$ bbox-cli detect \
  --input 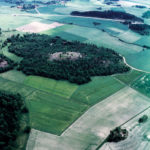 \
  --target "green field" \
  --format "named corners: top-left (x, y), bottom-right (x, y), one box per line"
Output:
top-left (0, 73), bottom-right (126, 135)
top-left (0, 1), bottom-right (150, 150)
top-left (71, 76), bottom-right (125, 105)
top-left (1, 47), bottom-right (22, 62)
top-left (0, 70), bottom-right (27, 83)
top-left (126, 51), bottom-right (150, 72)
top-left (0, 77), bottom-right (35, 97)
top-left (115, 70), bottom-right (144, 85)
top-left (0, 76), bottom-right (86, 134)
top-left (132, 74), bottom-right (150, 98)
top-left (26, 90), bottom-right (87, 135)
top-left (24, 76), bottom-right (78, 99)
top-left (27, 87), bottom-right (150, 150)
